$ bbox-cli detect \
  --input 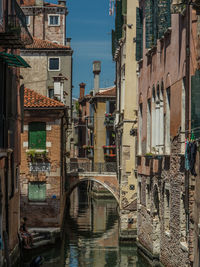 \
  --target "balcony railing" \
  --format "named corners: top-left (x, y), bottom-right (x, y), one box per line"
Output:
top-left (29, 163), bottom-right (51, 173)
top-left (103, 145), bottom-right (116, 158)
top-left (66, 162), bottom-right (117, 174)
top-left (104, 113), bottom-right (114, 127)
top-left (0, 0), bottom-right (33, 48)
